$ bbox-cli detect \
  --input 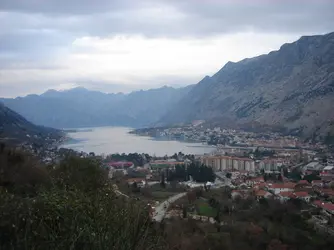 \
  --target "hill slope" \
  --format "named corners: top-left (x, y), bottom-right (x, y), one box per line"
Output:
top-left (161, 32), bottom-right (334, 138)
top-left (1, 85), bottom-right (193, 129)
top-left (0, 103), bottom-right (62, 144)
